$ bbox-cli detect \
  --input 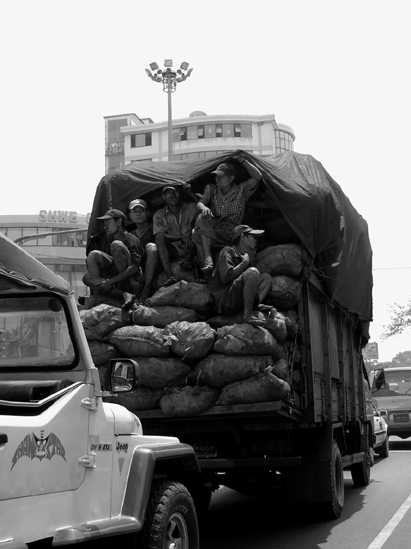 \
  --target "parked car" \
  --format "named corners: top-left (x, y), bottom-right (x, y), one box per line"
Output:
top-left (373, 402), bottom-right (389, 458)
